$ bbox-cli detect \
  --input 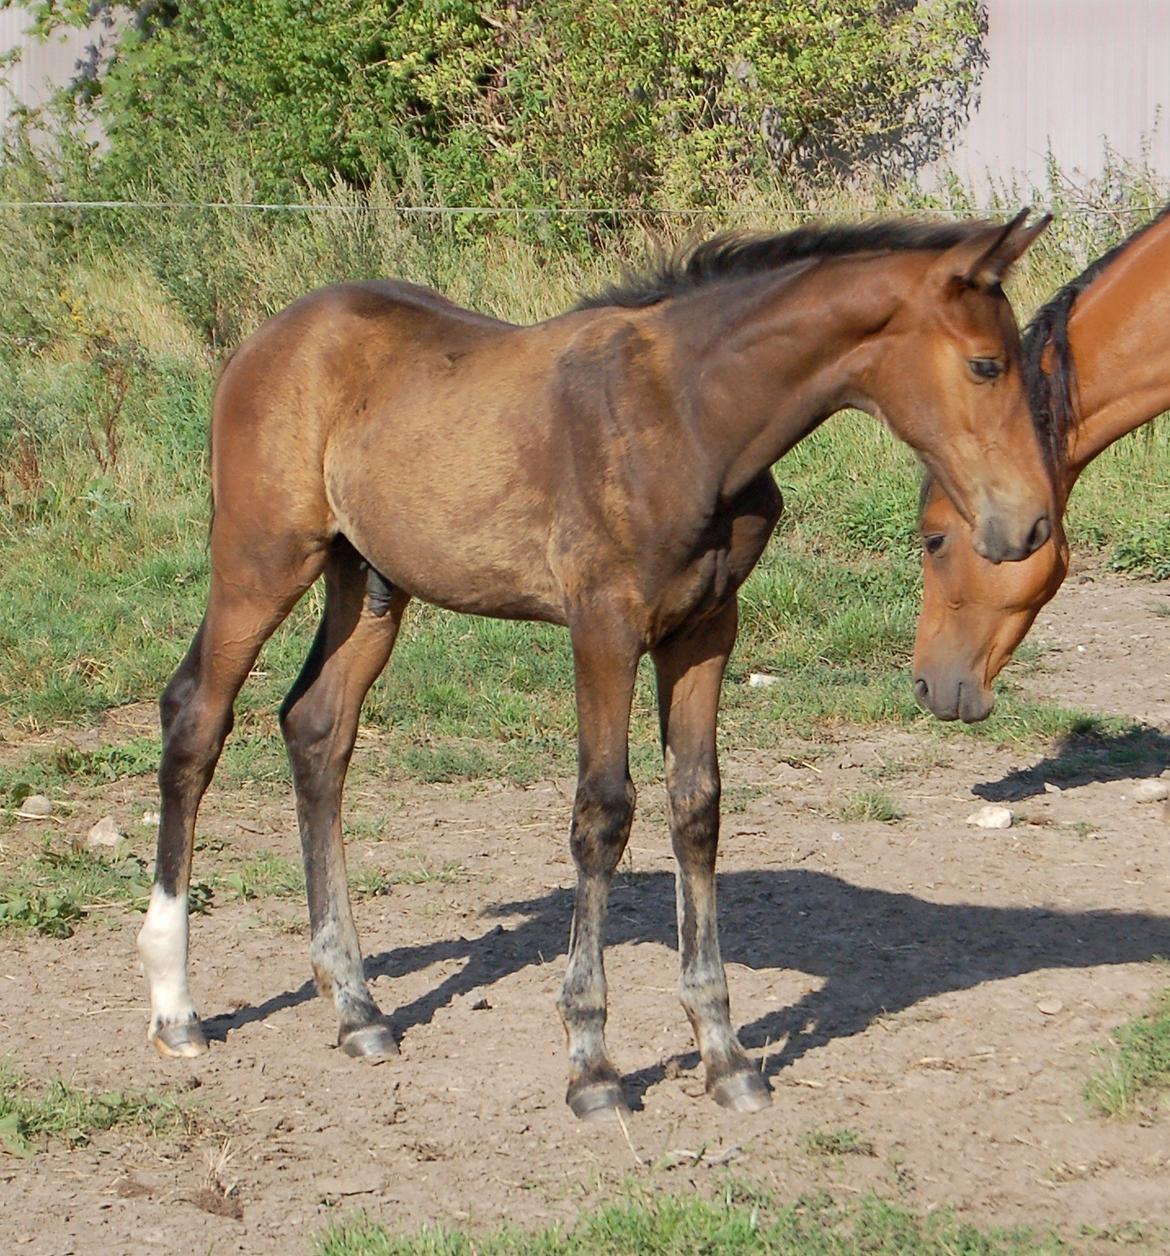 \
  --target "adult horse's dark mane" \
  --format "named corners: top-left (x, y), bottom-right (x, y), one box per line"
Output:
top-left (1022, 201), bottom-right (1170, 468)
top-left (576, 219), bottom-right (1000, 311)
